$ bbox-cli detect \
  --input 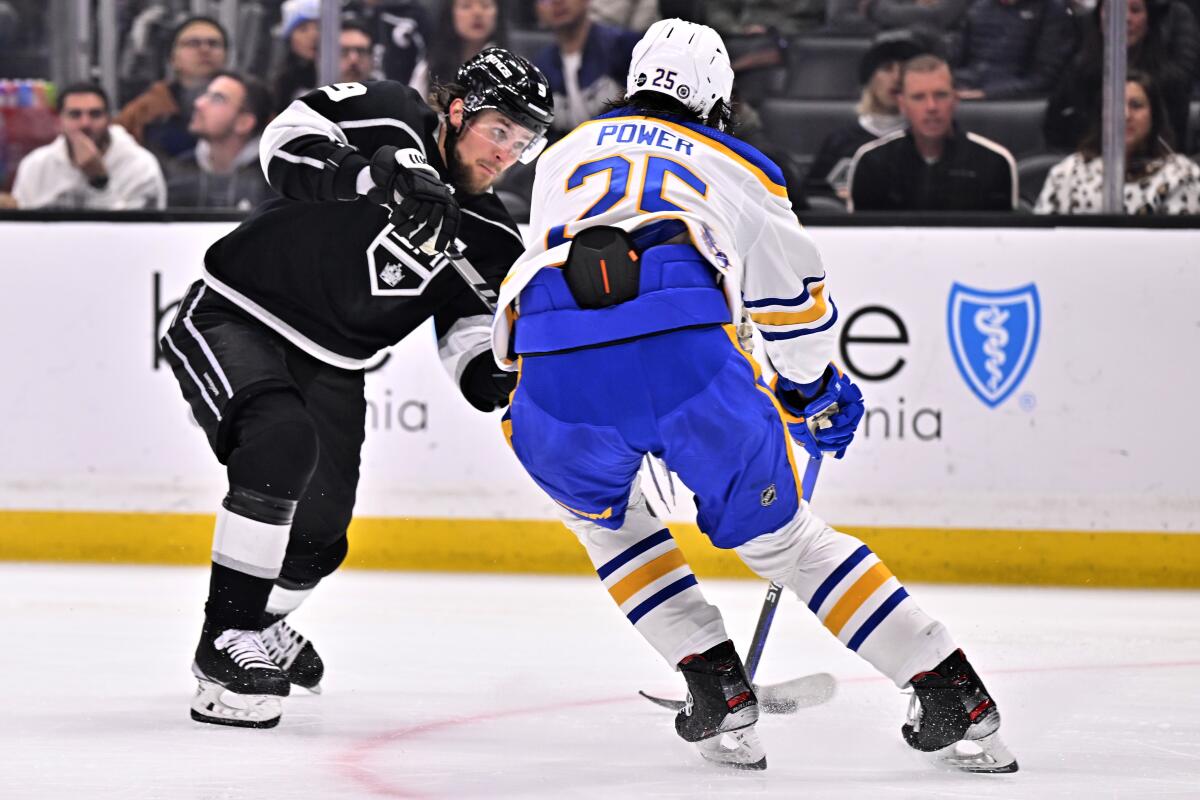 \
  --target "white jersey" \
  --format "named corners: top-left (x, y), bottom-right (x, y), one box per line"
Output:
top-left (491, 113), bottom-right (837, 385)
